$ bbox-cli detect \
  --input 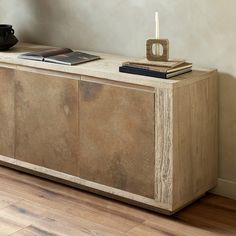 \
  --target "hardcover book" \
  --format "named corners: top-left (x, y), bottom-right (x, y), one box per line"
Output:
top-left (122, 62), bottom-right (192, 73)
top-left (124, 59), bottom-right (187, 68)
top-left (119, 60), bottom-right (192, 79)
top-left (119, 65), bottom-right (192, 79)
top-left (18, 48), bottom-right (101, 65)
